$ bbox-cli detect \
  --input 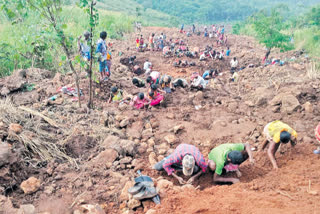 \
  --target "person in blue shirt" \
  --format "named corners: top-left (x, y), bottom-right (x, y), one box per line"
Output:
top-left (226, 47), bottom-right (231, 56)
top-left (202, 69), bottom-right (215, 80)
top-left (221, 26), bottom-right (225, 35)
top-left (96, 31), bottom-right (108, 81)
